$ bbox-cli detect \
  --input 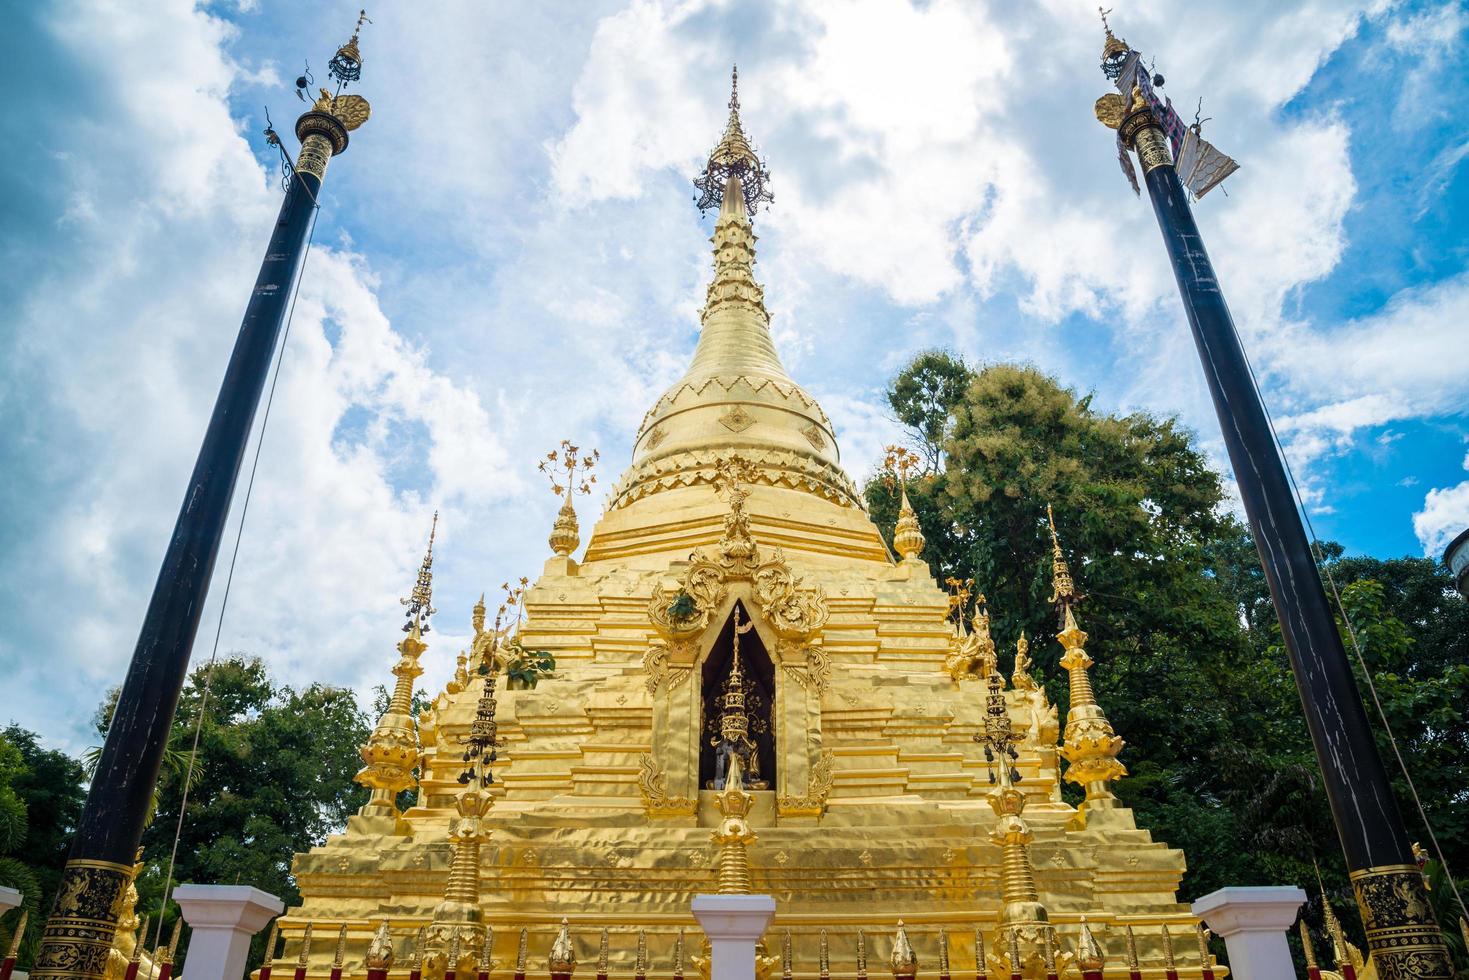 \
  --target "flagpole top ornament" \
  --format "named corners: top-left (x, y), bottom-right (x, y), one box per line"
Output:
top-left (694, 65), bottom-right (774, 216)
top-left (1098, 7), bottom-right (1129, 78)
